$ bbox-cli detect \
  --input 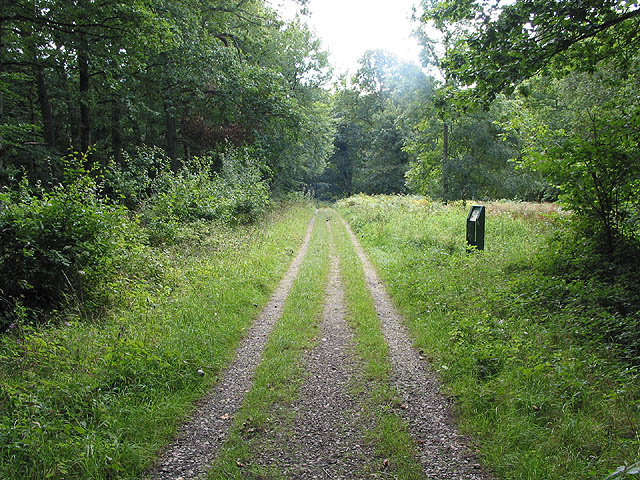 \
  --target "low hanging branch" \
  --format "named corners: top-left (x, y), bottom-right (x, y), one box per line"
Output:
top-left (214, 33), bottom-right (241, 51)
top-left (431, 0), bottom-right (640, 100)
